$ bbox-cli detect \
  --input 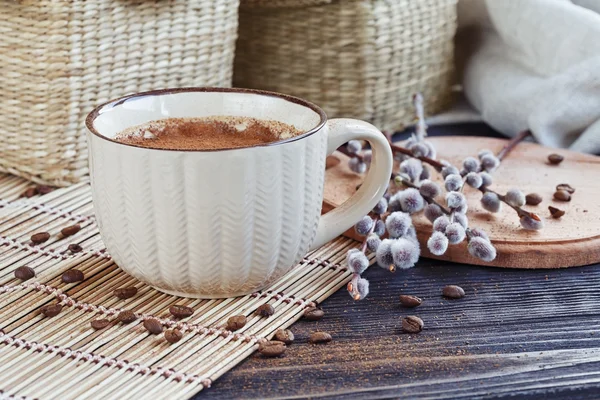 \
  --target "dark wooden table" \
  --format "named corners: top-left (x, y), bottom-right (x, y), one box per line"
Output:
top-left (200, 124), bottom-right (600, 399)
